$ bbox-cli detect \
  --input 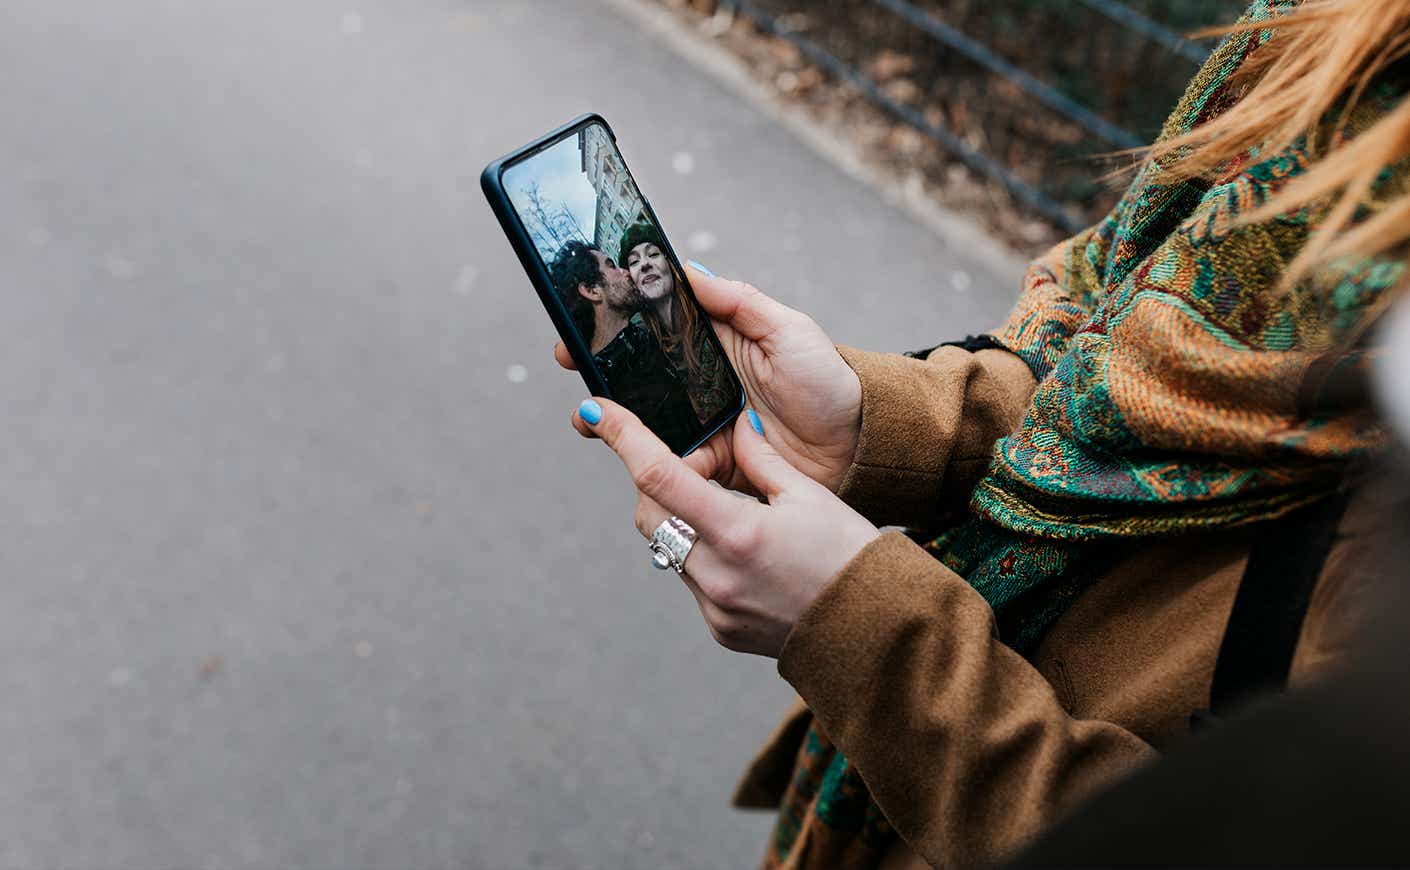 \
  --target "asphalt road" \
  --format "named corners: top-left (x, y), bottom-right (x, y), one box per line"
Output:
top-left (0, 1), bottom-right (1020, 867)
